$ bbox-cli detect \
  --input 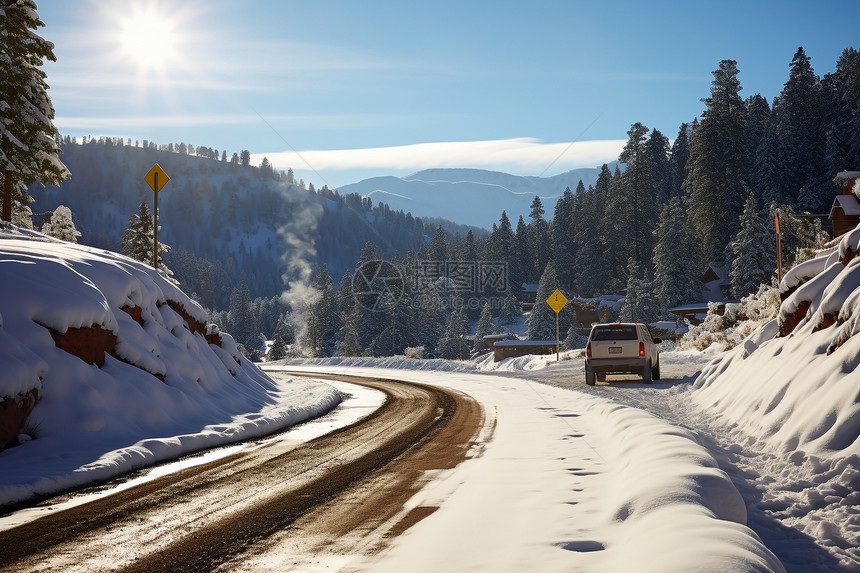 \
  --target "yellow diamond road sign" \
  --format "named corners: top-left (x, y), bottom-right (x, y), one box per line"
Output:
top-left (144, 163), bottom-right (170, 193)
top-left (547, 289), bottom-right (568, 314)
